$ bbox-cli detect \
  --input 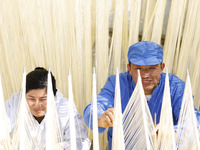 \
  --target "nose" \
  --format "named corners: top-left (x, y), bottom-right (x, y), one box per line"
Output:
top-left (140, 69), bottom-right (150, 78)
top-left (35, 100), bottom-right (41, 107)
